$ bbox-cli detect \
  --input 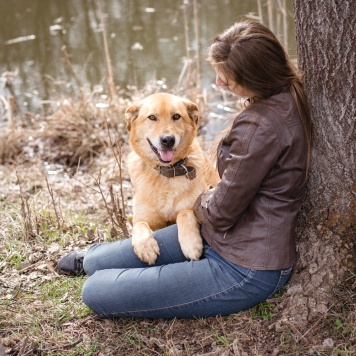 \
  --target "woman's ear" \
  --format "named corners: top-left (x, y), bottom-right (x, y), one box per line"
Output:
top-left (125, 102), bottom-right (141, 131)
top-left (183, 100), bottom-right (199, 125)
